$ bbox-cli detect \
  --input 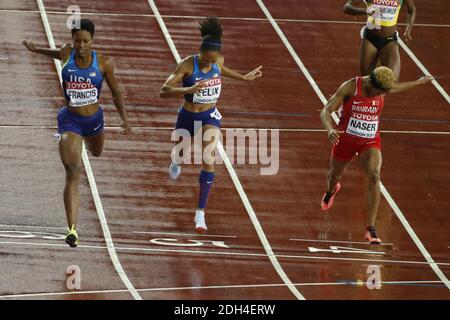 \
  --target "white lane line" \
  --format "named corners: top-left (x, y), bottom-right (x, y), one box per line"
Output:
top-left (2, 239), bottom-right (450, 267)
top-left (2, 8), bottom-right (449, 28)
top-left (0, 57), bottom-right (8, 61)
top-left (0, 223), bottom-right (66, 230)
top-left (0, 279), bottom-right (444, 299)
top-left (397, 38), bottom-right (450, 104)
top-left (257, 0), bottom-right (450, 291)
top-left (0, 125), bottom-right (449, 135)
top-left (147, 0), bottom-right (305, 300)
top-left (133, 231), bottom-right (237, 238)
top-left (290, 238), bottom-right (394, 246)
top-left (36, 0), bottom-right (141, 300)
top-left (380, 186), bottom-right (450, 287)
